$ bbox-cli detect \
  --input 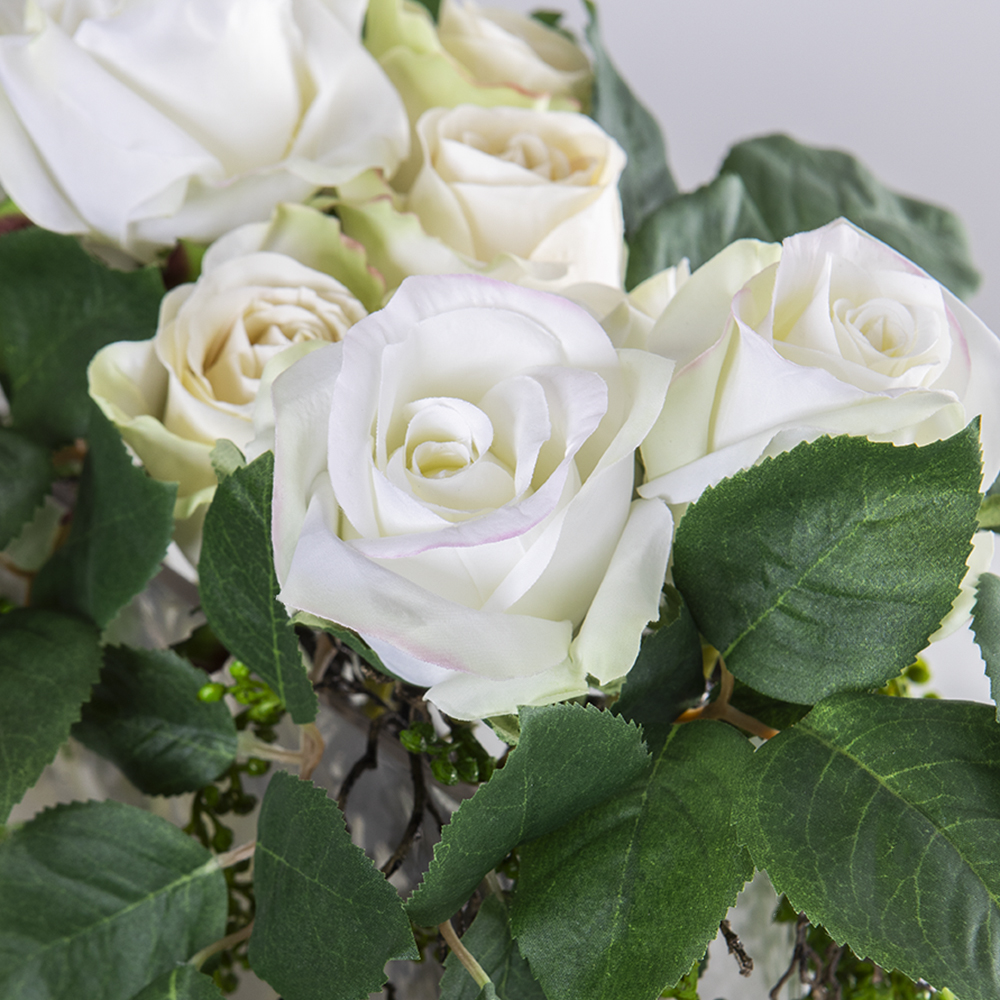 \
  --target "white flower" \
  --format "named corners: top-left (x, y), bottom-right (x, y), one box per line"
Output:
top-left (405, 105), bottom-right (626, 287)
top-left (0, 0), bottom-right (408, 260)
top-left (261, 275), bottom-right (674, 720)
top-left (89, 251), bottom-right (366, 561)
top-left (639, 220), bottom-right (1000, 504)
